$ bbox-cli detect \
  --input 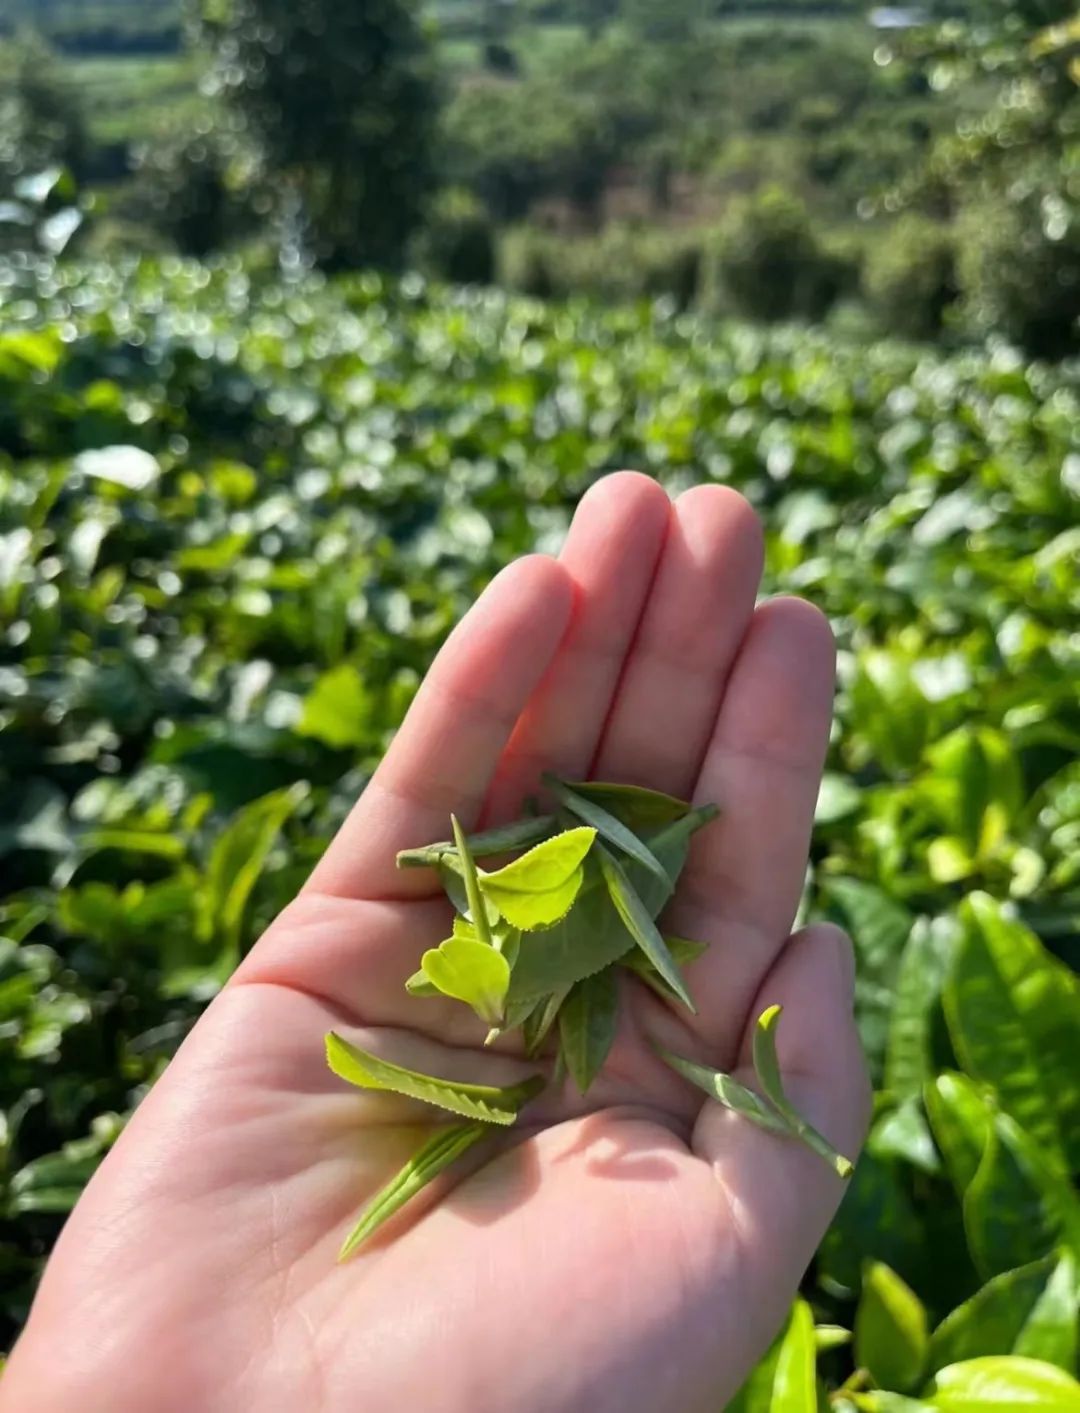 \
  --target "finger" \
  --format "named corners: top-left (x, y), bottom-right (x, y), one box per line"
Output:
top-left (692, 924), bottom-right (870, 1357)
top-left (484, 472), bottom-right (671, 822)
top-left (669, 597), bottom-right (836, 1053)
top-left (591, 486), bottom-right (763, 800)
top-left (305, 554), bottom-right (574, 900)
